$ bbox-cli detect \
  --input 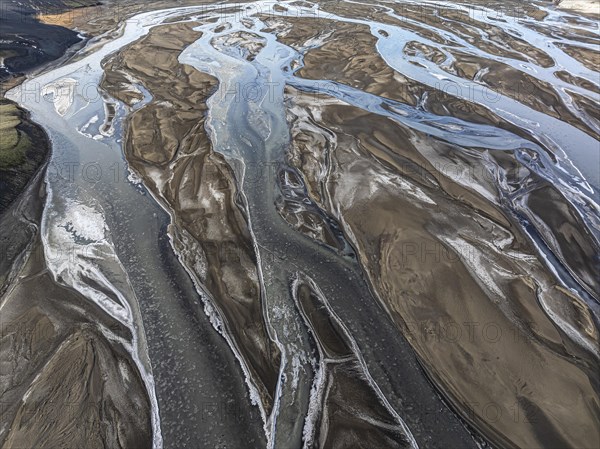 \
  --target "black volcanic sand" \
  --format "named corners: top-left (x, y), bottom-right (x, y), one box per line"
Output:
top-left (293, 279), bottom-right (416, 449)
top-left (0, 1), bottom-right (100, 84)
